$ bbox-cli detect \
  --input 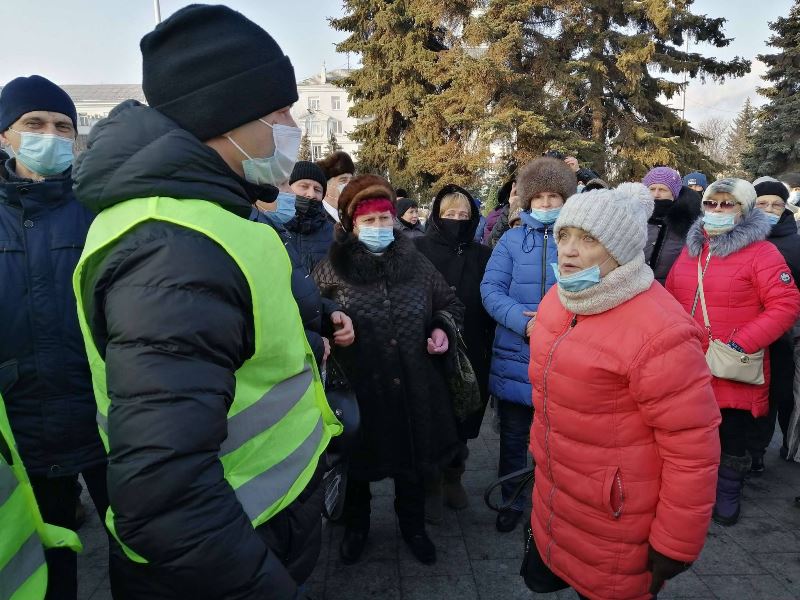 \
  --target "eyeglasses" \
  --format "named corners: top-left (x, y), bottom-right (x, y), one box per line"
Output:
top-left (756, 201), bottom-right (786, 211)
top-left (702, 199), bottom-right (738, 209)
